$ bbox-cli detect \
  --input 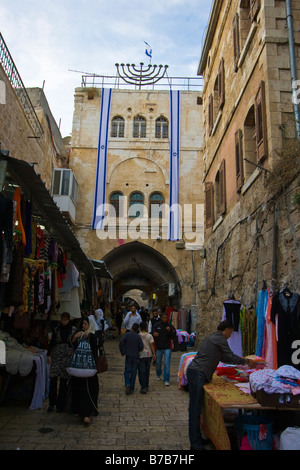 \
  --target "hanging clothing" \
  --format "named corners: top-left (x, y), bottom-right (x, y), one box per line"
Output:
top-left (13, 187), bottom-right (26, 246)
top-left (222, 299), bottom-right (243, 356)
top-left (0, 194), bottom-right (14, 272)
top-left (263, 295), bottom-right (277, 369)
top-left (241, 307), bottom-right (257, 357)
top-left (255, 289), bottom-right (269, 357)
top-left (223, 300), bottom-right (241, 332)
top-left (271, 291), bottom-right (300, 369)
top-left (24, 201), bottom-right (32, 257)
top-left (178, 307), bottom-right (189, 330)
